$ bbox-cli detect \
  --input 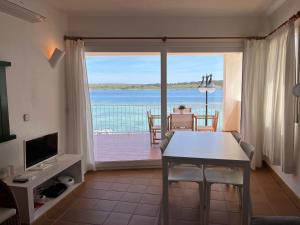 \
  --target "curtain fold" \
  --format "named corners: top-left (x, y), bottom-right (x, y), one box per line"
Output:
top-left (282, 22), bottom-right (297, 173)
top-left (65, 40), bottom-right (95, 172)
top-left (242, 21), bottom-right (298, 173)
top-left (241, 40), bottom-right (267, 168)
